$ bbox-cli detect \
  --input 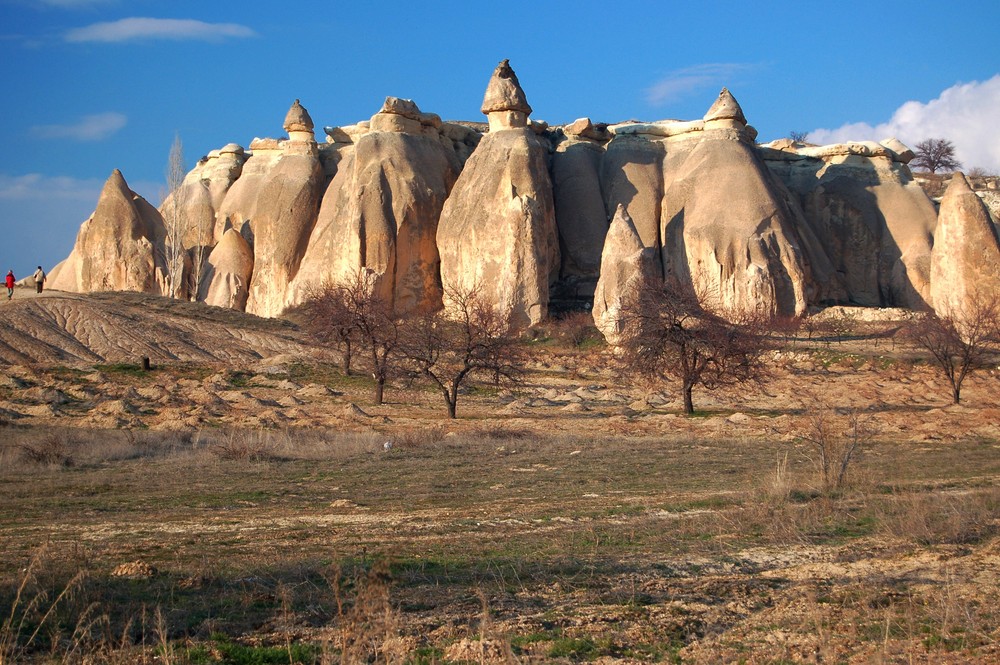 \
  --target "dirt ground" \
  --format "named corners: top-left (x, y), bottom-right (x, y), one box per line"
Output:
top-left (1, 291), bottom-right (999, 663)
